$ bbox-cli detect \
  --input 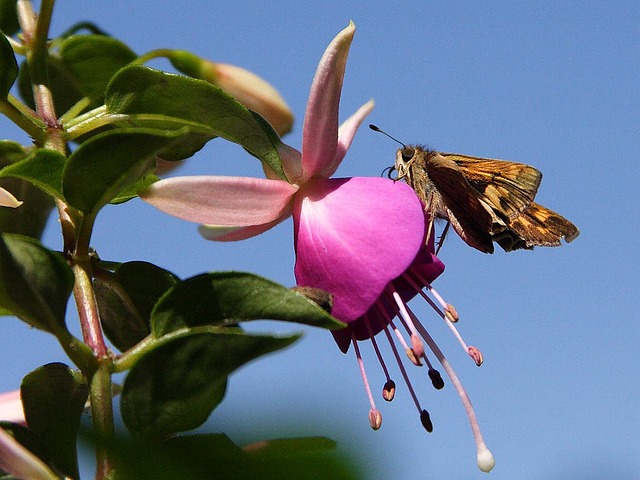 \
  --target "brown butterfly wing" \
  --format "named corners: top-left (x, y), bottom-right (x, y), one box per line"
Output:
top-left (424, 152), bottom-right (495, 253)
top-left (498, 202), bottom-right (580, 251)
top-left (442, 154), bottom-right (542, 221)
